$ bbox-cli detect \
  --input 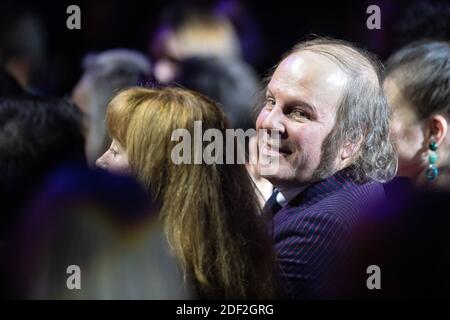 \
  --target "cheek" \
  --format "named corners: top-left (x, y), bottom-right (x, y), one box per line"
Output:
top-left (390, 104), bottom-right (423, 145)
top-left (391, 125), bottom-right (425, 170)
top-left (117, 156), bottom-right (130, 171)
top-left (289, 125), bottom-right (329, 156)
top-left (397, 128), bottom-right (424, 156)
top-left (390, 119), bottom-right (402, 142)
top-left (391, 117), bottom-right (421, 147)
top-left (111, 152), bottom-right (131, 174)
